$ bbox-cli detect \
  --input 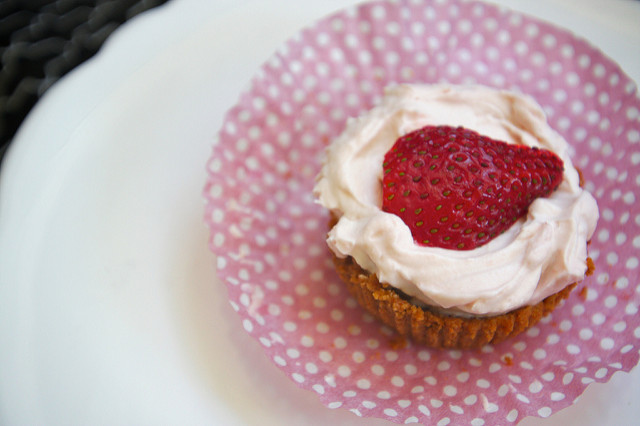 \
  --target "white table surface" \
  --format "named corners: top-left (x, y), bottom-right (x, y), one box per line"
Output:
top-left (1, 0), bottom-right (638, 424)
